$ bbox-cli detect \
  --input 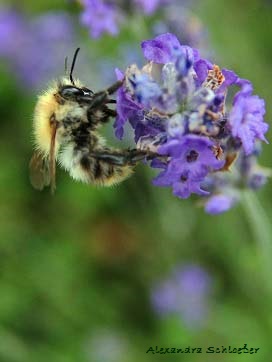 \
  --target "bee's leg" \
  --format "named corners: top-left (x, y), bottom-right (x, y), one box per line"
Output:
top-left (101, 106), bottom-right (117, 118)
top-left (89, 148), bottom-right (148, 166)
top-left (77, 148), bottom-right (147, 185)
top-left (106, 99), bottom-right (116, 104)
top-left (87, 105), bottom-right (117, 127)
top-left (89, 80), bottom-right (124, 109)
top-left (105, 80), bottom-right (124, 95)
